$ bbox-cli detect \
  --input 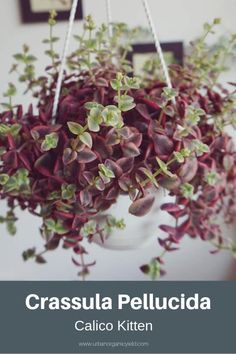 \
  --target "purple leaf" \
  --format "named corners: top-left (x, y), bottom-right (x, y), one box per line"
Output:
top-left (35, 153), bottom-right (55, 177)
top-left (153, 133), bottom-right (174, 157)
top-left (46, 234), bottom-right (61, 250)
top-left (63, 148), bottom-right (77, 165)
top-left (140, 264), bottom-right (150, 274)
top-left (135, 104), bottom-right (151, 121)
top-left (161, 203), bottom-right (182, 213)
top-left (80, 189), bottom-right (92, 206)
top-left (129, 195), bottom-right (155, 217)
top-left (159, 225), bottom-right (176, 236)
top-left (77, 148), bottom-right (97, 163)
top-left (104, 159), bottom-right (123, 177)
top-left (122, 142), bottom-right (140, 157)
top-left (179, 157), bottom-right (198, 182)
top-left (117, 157), bottom-right (134, 173)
